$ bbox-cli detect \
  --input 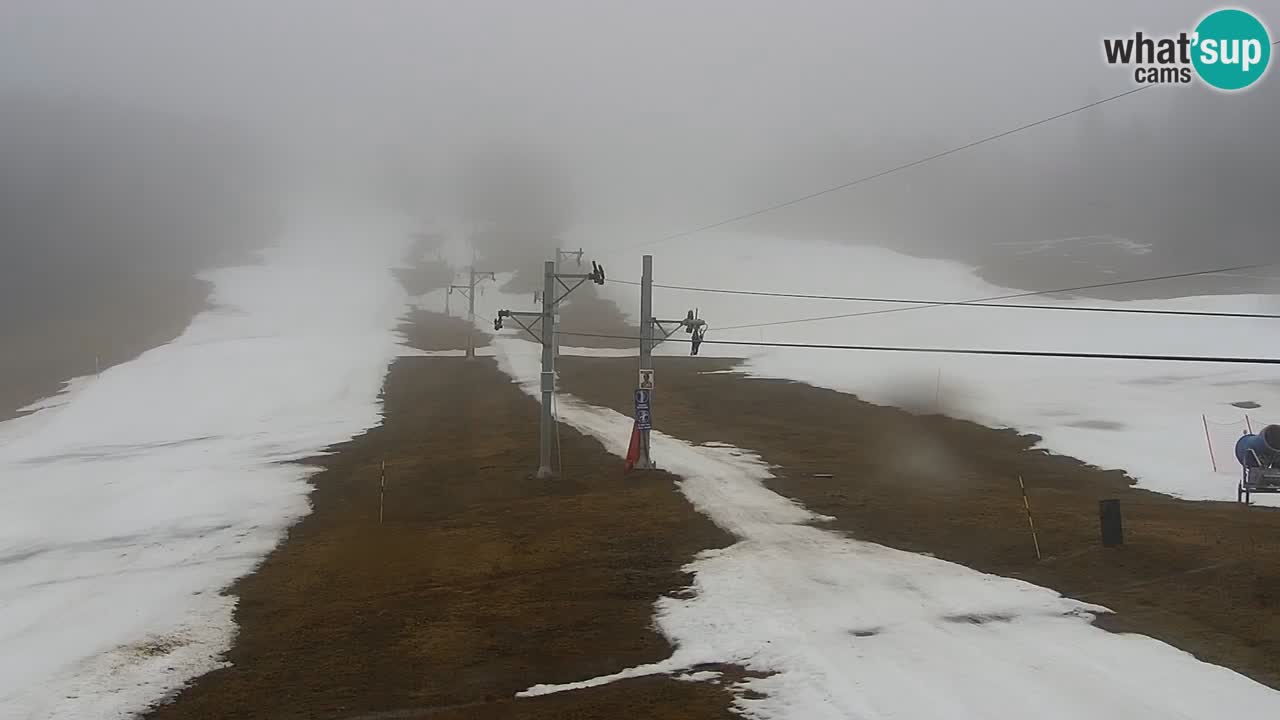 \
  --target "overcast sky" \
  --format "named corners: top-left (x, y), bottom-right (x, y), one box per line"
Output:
top-left (1, 1), bottom-right (1276, 280)
top-left (0, 2), bottom-right (1219, 163)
